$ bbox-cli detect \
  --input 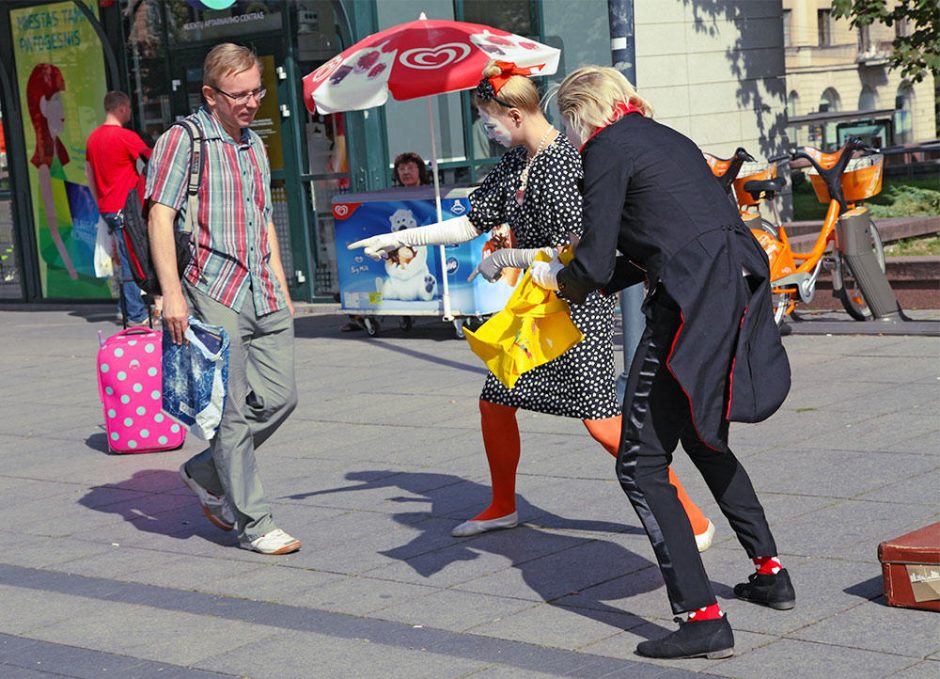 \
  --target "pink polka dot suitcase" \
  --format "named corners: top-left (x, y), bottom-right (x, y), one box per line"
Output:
top-left (96, 327), bottom-right (186, 454)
